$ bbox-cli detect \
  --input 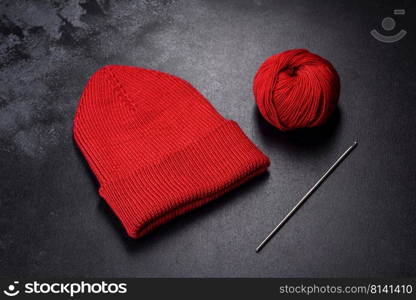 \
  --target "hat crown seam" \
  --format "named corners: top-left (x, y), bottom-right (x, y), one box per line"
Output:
top-left (104, 66), bottom-right (137, 111)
